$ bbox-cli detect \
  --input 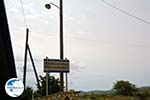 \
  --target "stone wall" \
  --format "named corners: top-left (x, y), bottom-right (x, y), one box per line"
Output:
top-left (33, 91), bottom-right (80, 100)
